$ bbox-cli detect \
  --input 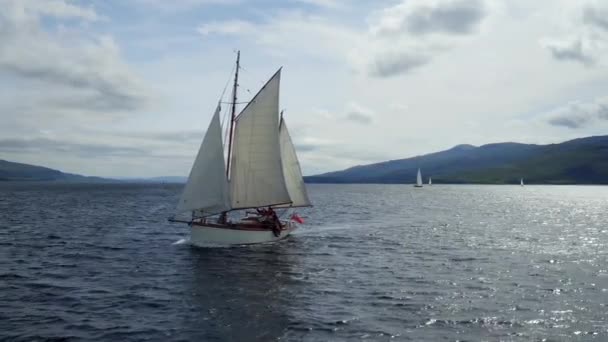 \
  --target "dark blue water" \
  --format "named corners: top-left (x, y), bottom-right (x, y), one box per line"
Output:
top-left (1, 183), bottom-right (607, 341)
